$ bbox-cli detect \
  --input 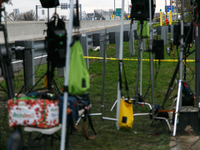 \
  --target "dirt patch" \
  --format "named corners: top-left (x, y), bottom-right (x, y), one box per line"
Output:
top-left (90, 74), bottom-right (95, 79)
top-left (89, 59), bottom-right (99, 63)
top-left (107, 45), bottom-right (115, 49)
